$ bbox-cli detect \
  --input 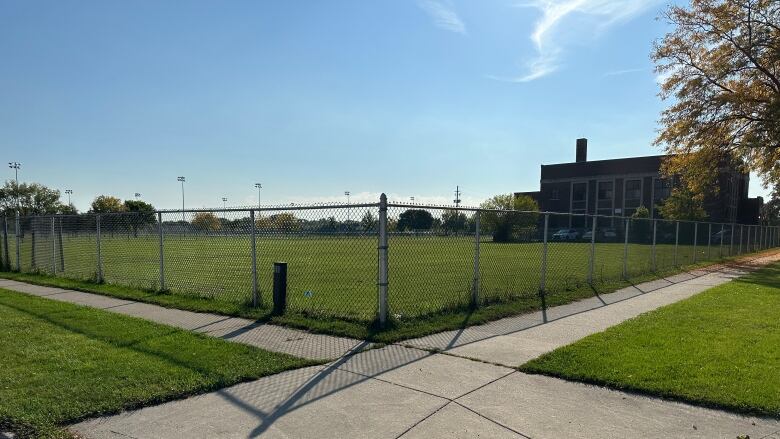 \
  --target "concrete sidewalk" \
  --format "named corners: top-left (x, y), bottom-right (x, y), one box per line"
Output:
top-left (0, 278), bottom-right (363, 361)
top-left (70, 252), bottom-right (780, 438)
